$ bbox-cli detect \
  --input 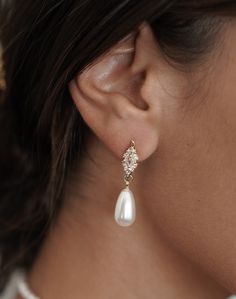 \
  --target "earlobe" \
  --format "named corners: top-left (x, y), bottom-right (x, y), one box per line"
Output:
top-left (68, 23), bottom-right (160, 162)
